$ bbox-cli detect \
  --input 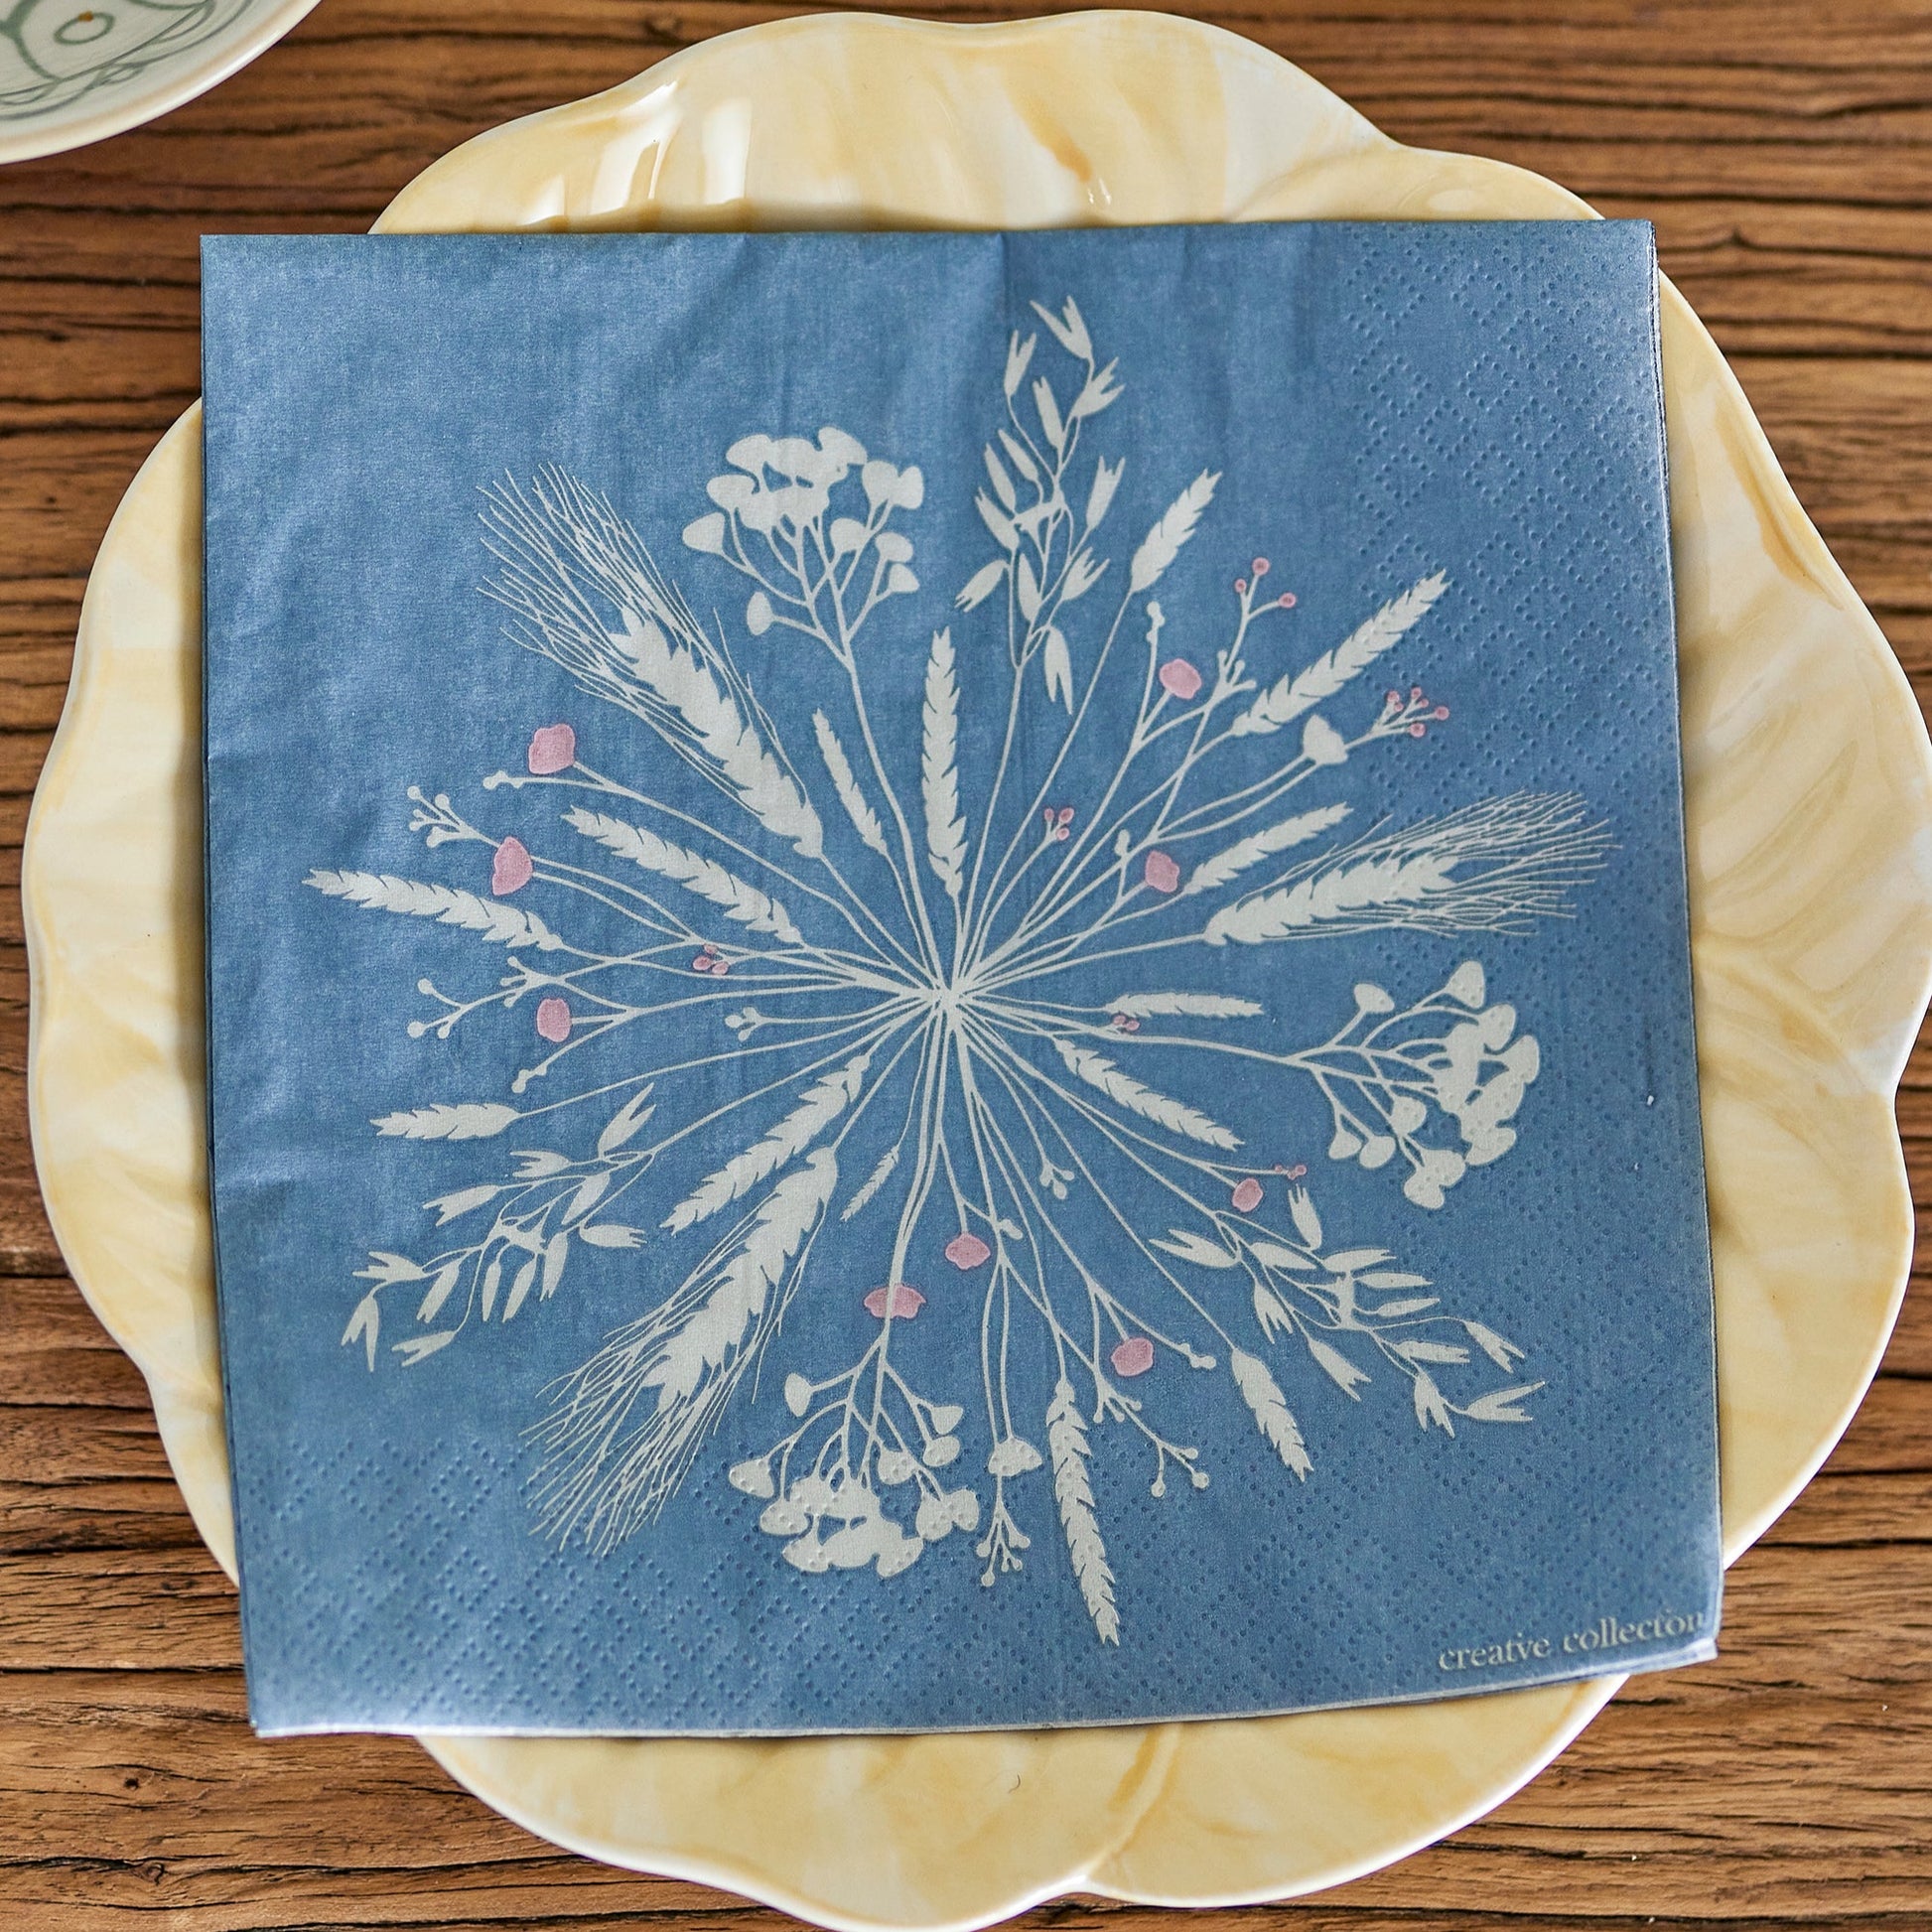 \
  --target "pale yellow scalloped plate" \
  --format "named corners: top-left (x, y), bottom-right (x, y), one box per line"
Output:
top-left (24, 13), bottom-right (1932, 1927)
